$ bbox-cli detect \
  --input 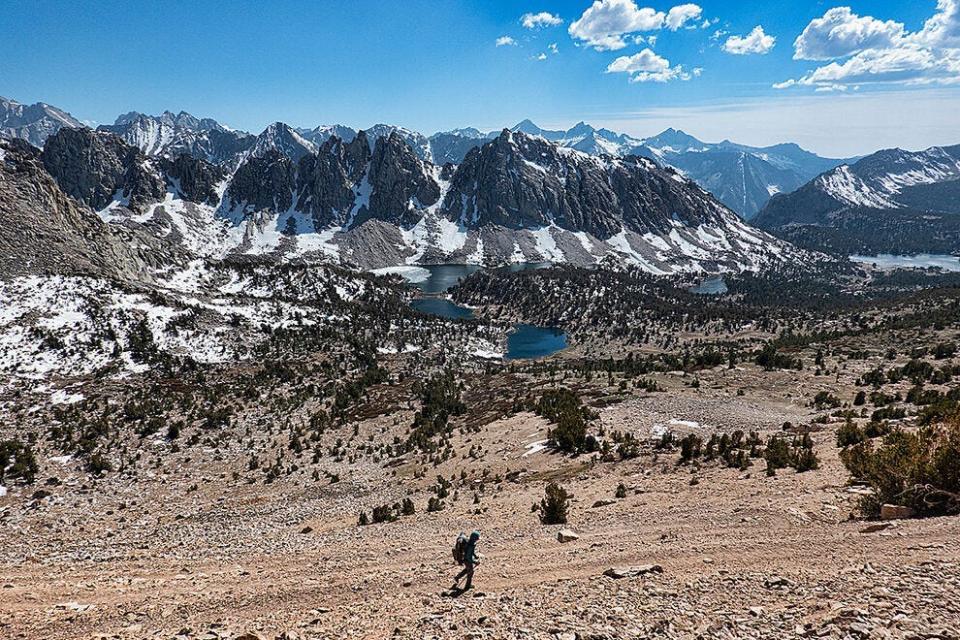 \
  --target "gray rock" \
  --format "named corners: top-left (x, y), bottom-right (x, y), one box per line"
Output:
top-left (604, 565), bottom-right (663, 579)
top-left (557, 529), bottom-right (580, 543)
